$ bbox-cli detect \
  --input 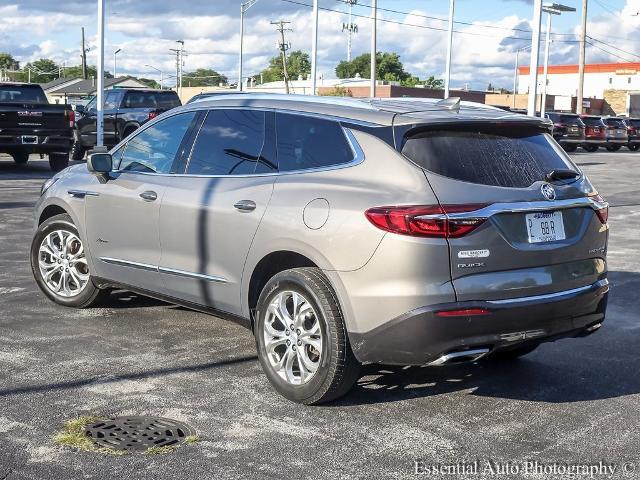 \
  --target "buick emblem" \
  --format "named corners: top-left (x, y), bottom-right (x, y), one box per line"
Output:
top-left (541, 183), bottom-right (556, 201)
